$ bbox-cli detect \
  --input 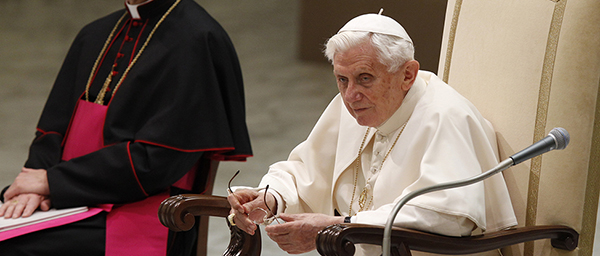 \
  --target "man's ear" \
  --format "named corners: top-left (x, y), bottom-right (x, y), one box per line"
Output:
top-left (401, 60), bottom-right (420, 91)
